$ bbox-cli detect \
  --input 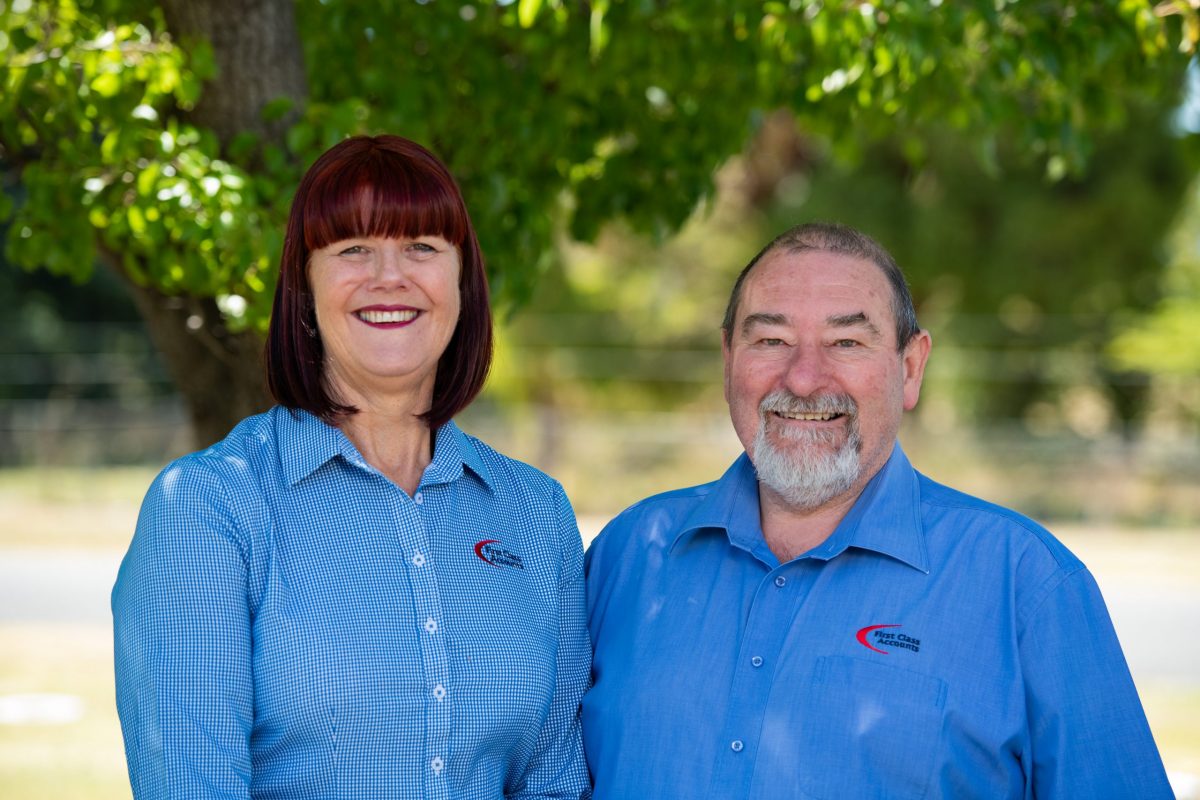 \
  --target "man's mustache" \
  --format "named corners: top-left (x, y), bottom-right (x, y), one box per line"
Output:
top-left (758, 390), bottom-right (857, 418)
